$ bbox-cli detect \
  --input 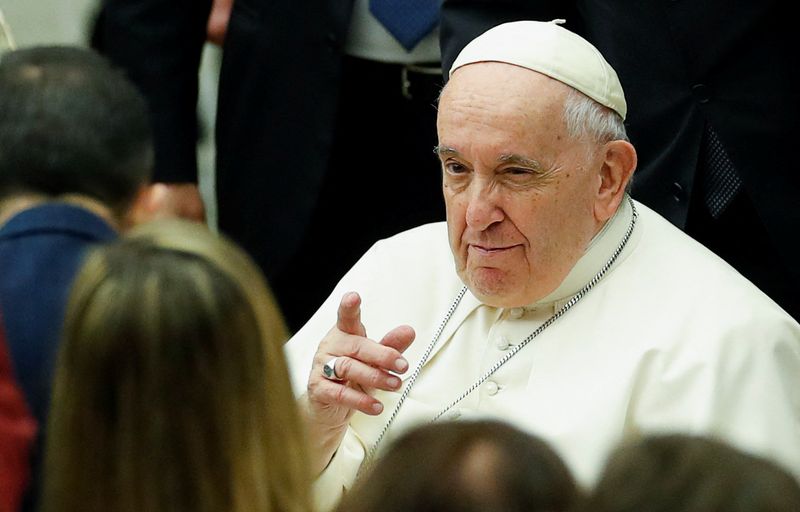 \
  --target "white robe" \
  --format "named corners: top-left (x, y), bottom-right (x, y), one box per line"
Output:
top-left (285, 198), bottom-right (800, 511)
